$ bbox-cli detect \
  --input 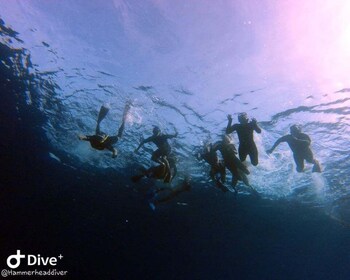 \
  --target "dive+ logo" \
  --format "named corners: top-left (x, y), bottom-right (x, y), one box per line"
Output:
top-left (6, 250), bottom-right (63, 269)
